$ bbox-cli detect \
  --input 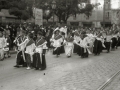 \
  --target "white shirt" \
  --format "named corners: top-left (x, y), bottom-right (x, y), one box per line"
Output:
top-left (25, 43), bottom-right (36, 55)
top-left (35, 41), bottom-right (47, 53)
top-left (52, 38), bottom-right (63, 47)
top-left (0, 37), bottom-right (6, 49)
